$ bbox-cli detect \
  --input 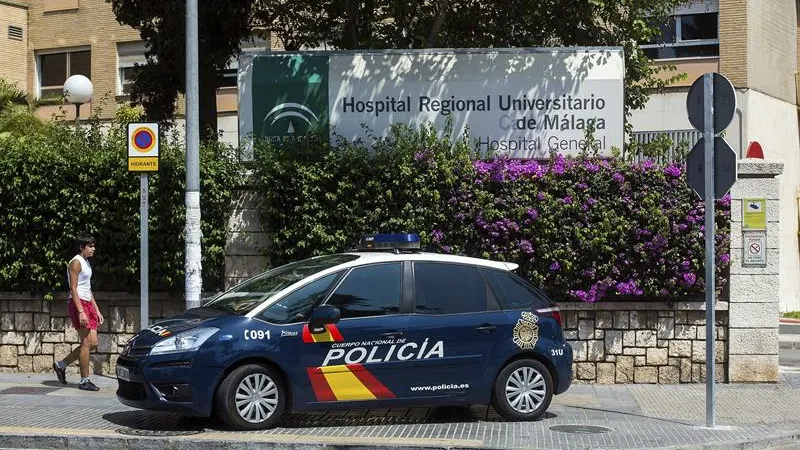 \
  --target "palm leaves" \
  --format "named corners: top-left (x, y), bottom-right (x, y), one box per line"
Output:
top-left (0, 78), bottom-right (48, 137)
